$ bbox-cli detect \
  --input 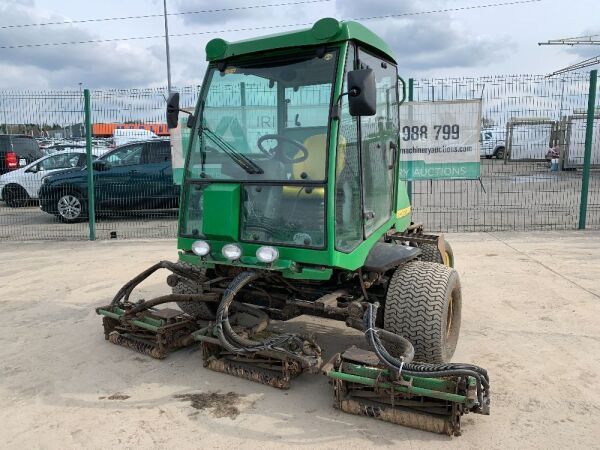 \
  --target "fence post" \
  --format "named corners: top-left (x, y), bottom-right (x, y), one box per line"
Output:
top-left (578, 69), bottom-right (597, 230)
top-left (84, 89), bottom-right (96, 240)
top-left (407, 78), bottom-right (414, 203)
